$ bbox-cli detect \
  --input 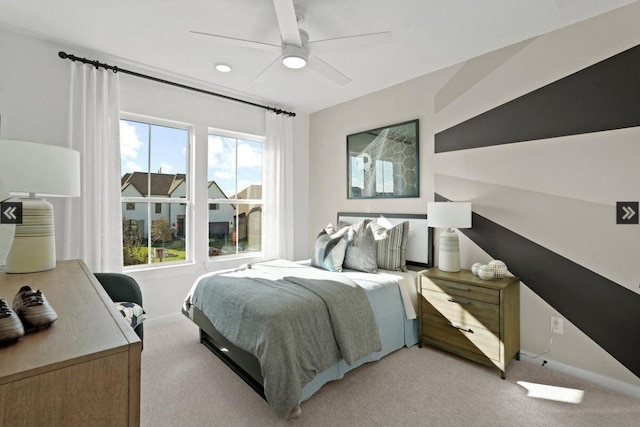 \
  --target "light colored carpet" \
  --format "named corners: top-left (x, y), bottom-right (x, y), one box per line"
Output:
top-left (141, 315), bottom-right (639, 427)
